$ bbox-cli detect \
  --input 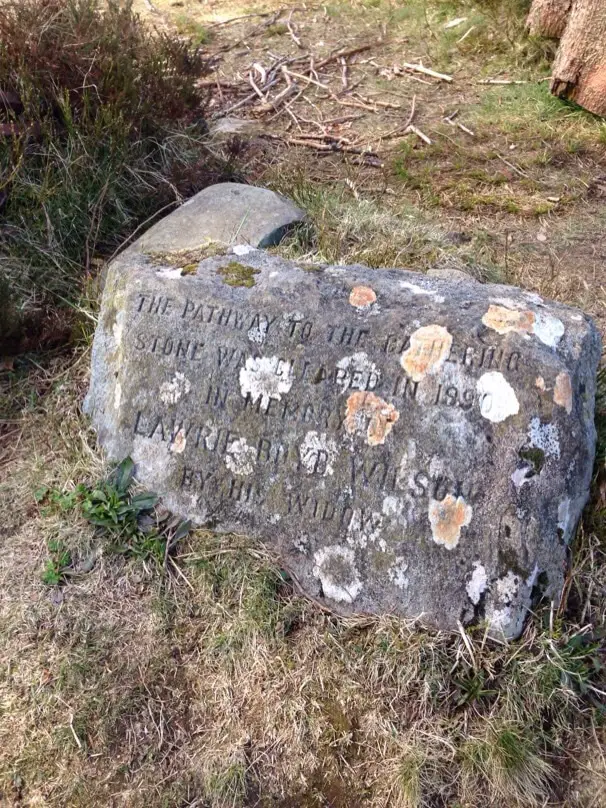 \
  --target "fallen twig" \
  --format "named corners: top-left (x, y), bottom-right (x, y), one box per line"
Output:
top-left (406, 124), bottom-right (432, 145)
top-left (286, 9), bottom-right (304, 48)
top-left (401, 63), bottom-right (453, 82)
top-left (456, 121), bottom-right (475, 136)
top-left (444, 16), bottom-right (467, 29)
top-left (497, 153), bottom-right (528, 177)
top-left (315, 43), bottom-right (374, 70)
top-left (457, 25), bottom-right (475, 43)
top-left (248, 71), bottom-right (267, 102)
top-left (352, 91), bottom-right (401, 109)
top-left (263, 132), bottom-right (378, 157)
top-left (371, 95), bottom-right (416, 143)
top-left (255, 83), bottom-right (299, 114)
top-left (205, 10), bottom-right (277, 28)
top-left (283, 68), bottom-right (331, 91)
top-left (477, 79), bottom-right (528, 85)
top-left (340, 57), bottom-right (349, 90)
